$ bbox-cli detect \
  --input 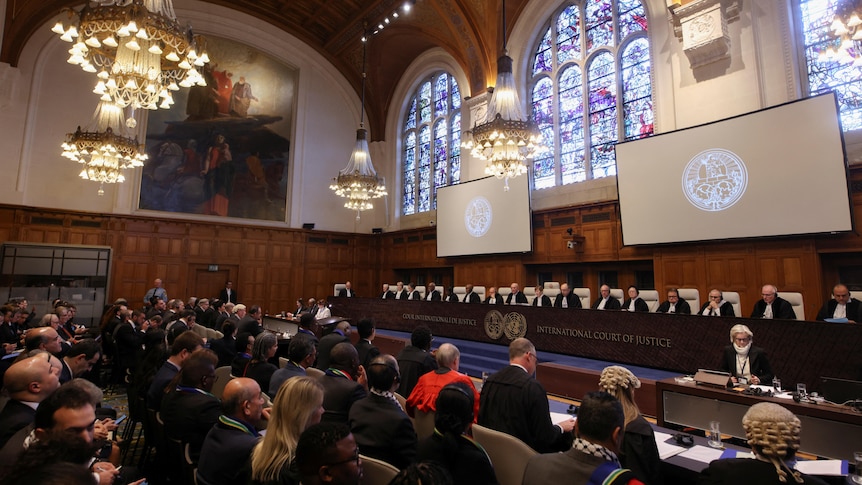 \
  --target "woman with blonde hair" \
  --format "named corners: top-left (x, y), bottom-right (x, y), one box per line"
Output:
top-left (250, 376), bottom-right (325, 485)
top-left (598, 365), bottom-right (661, 485)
